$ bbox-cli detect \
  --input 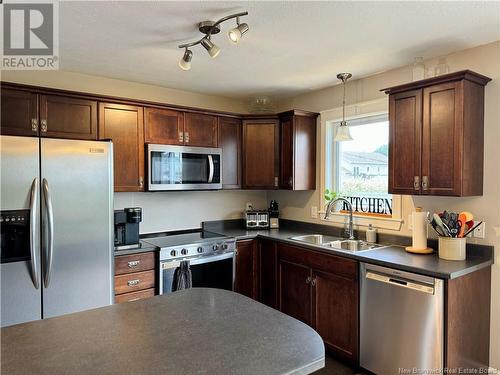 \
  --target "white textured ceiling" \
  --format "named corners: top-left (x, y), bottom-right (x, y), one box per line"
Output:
top-left (60, 1), bottom-right (500, 100)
